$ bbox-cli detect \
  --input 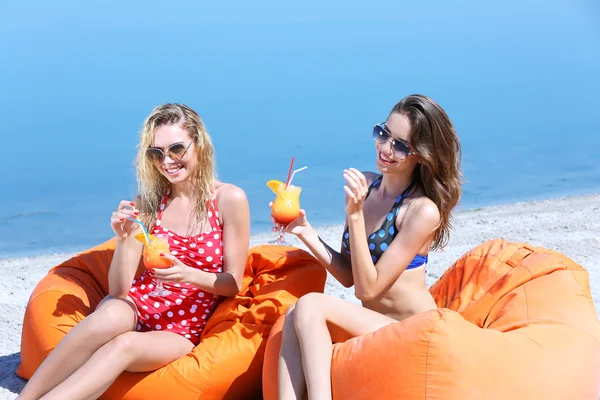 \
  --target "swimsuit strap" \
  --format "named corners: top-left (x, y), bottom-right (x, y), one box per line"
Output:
top-left (154, 188), bottom-right (222, 233)
top-left (206, 197), bottom-right (221, 231)
top-left (365, 175), bottom-right (383, 200)
top-left (155, 190), bottom-right (222, 233)
top-left (155, 189), bottom-right (170, 224)
top-left (394, 180), bottom-right (415, 206)
top-left (366, 175), bottom-right (415, 205)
